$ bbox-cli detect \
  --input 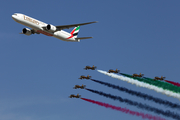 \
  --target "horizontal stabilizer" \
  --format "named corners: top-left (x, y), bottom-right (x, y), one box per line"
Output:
top-left (75, 37), bottom-right (93, 40)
